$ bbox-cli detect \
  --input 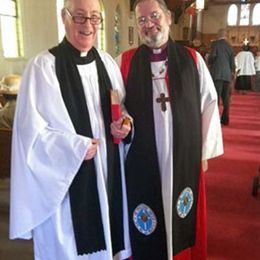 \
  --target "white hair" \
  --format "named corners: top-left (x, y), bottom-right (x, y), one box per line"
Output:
top-left (63, 0), bottom-right (102, 8)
